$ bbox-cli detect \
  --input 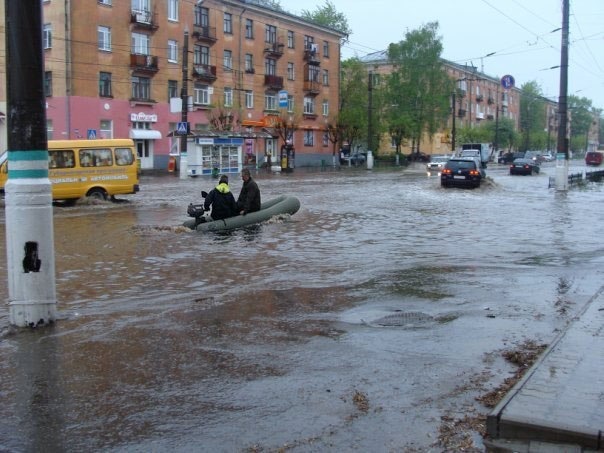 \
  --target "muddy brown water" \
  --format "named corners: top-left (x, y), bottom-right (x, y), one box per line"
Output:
top-left (1, 163), bottom-right (603, 451)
